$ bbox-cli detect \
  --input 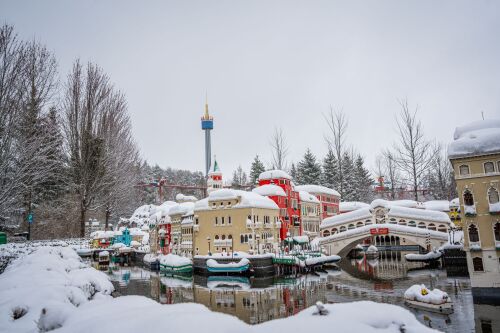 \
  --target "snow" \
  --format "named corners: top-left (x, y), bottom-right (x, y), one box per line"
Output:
top-left (206, 258), bottom-right (250, 268)
top-left (371, 199), bottom-right (422, 209)
top-left (194, 189), bottom-right (279, 211)
top-left (405, 250), bottom-right (442, 261)
top-left (489, 201), bottom-right (500, 213)
top-left (252, 184), bottom-right (287, 197)
top-left (206, 279), bottom-right (251, 290)
top-left (295, 184), bottom-right (340, 197)
top-left (448, 119), bottom-right (500, 159)
top-left (464, 205), bottom-right (476, 215)
top-left (388, 205), bottom-right (451, 223)
top-left (52, 297), bottom-right (436, 333)
top-left (304, 255), bottom-right (340, 266)
top-left (168, 201), bottom-right (195, 217)
top-left (293, 235), bottom-right (310, 243)
top-left (423, 200), bottom-right (450, 212)
top-left (110, 242), bottom-right (125, 249)
top-left (404, 284), bottom-right (449, 305)
top-left (130, 240), bottom-right (140, 247)
top-left (0, 247), bottom-right (113, 332)
top-left (175, 193), bottom-right (198, 202)
top-left (90, 230), bottom-right (115, 239)
top-left (450, 198), bottom-right (460, 208)
top-left (339, 201), bottom-right (370, 212)
top-left (195, 252), bottom-right (274, 259)
top-left (159, 254), bottom-right (192, 267)
top-left (143, 253), bottom-right (158, 263)
top-left (98, 250), bottom-right (109, 257)
top-left (299, 191), bottom-right (320, 203)
top-left (258, 169), bottom-right (292, 181)
top-left (321, 207), bottom-right (372, 228)
top-left (366, 245), bottom-right (378, 253)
